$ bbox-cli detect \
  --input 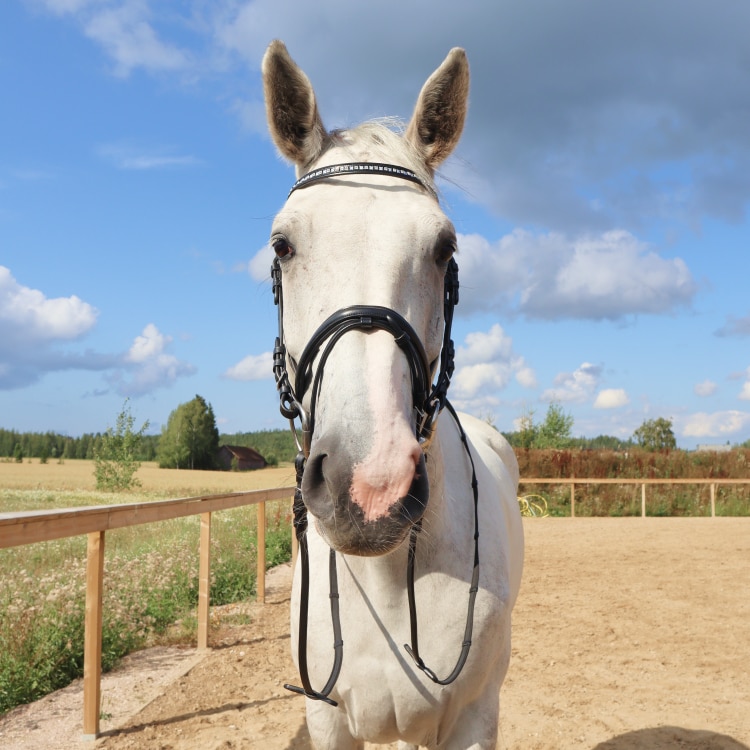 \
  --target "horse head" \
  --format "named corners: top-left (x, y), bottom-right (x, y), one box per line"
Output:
top-left (263, 41), bottom-right (469, 557)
